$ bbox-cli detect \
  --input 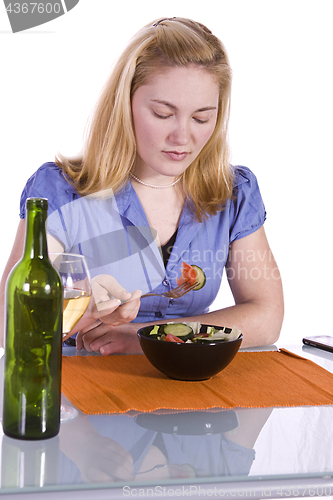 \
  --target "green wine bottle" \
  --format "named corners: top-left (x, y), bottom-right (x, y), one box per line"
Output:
top-left (3, 198), bottom-right (63, 440)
